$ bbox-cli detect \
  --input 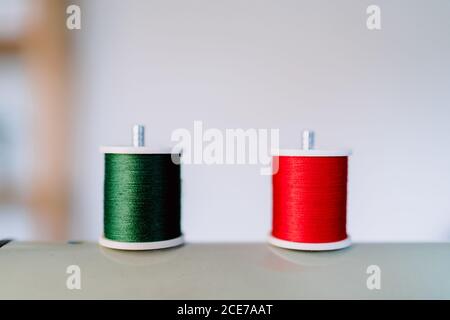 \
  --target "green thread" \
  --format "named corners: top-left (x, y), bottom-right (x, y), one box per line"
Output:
top-left (104, 153), bottom-right (181, 242)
